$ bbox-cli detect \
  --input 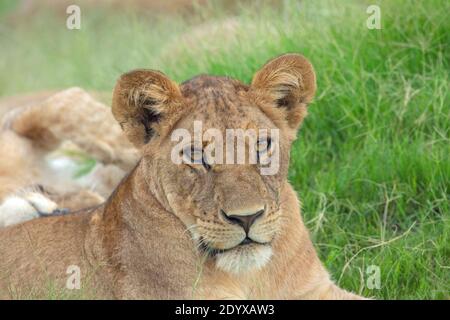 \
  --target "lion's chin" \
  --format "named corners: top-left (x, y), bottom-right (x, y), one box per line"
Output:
top-left (215, 244), bottom-right (273, 274)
